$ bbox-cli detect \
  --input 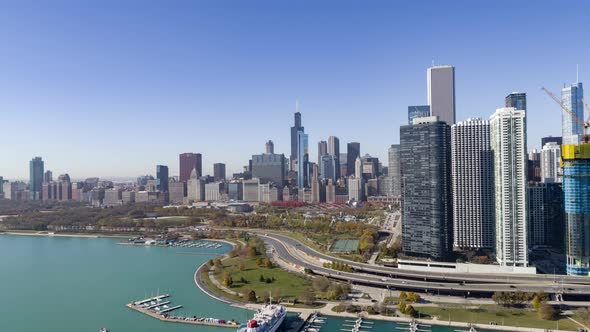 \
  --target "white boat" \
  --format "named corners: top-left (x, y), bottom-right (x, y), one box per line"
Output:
top-left (237, 304), bottom-right (287, 332)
